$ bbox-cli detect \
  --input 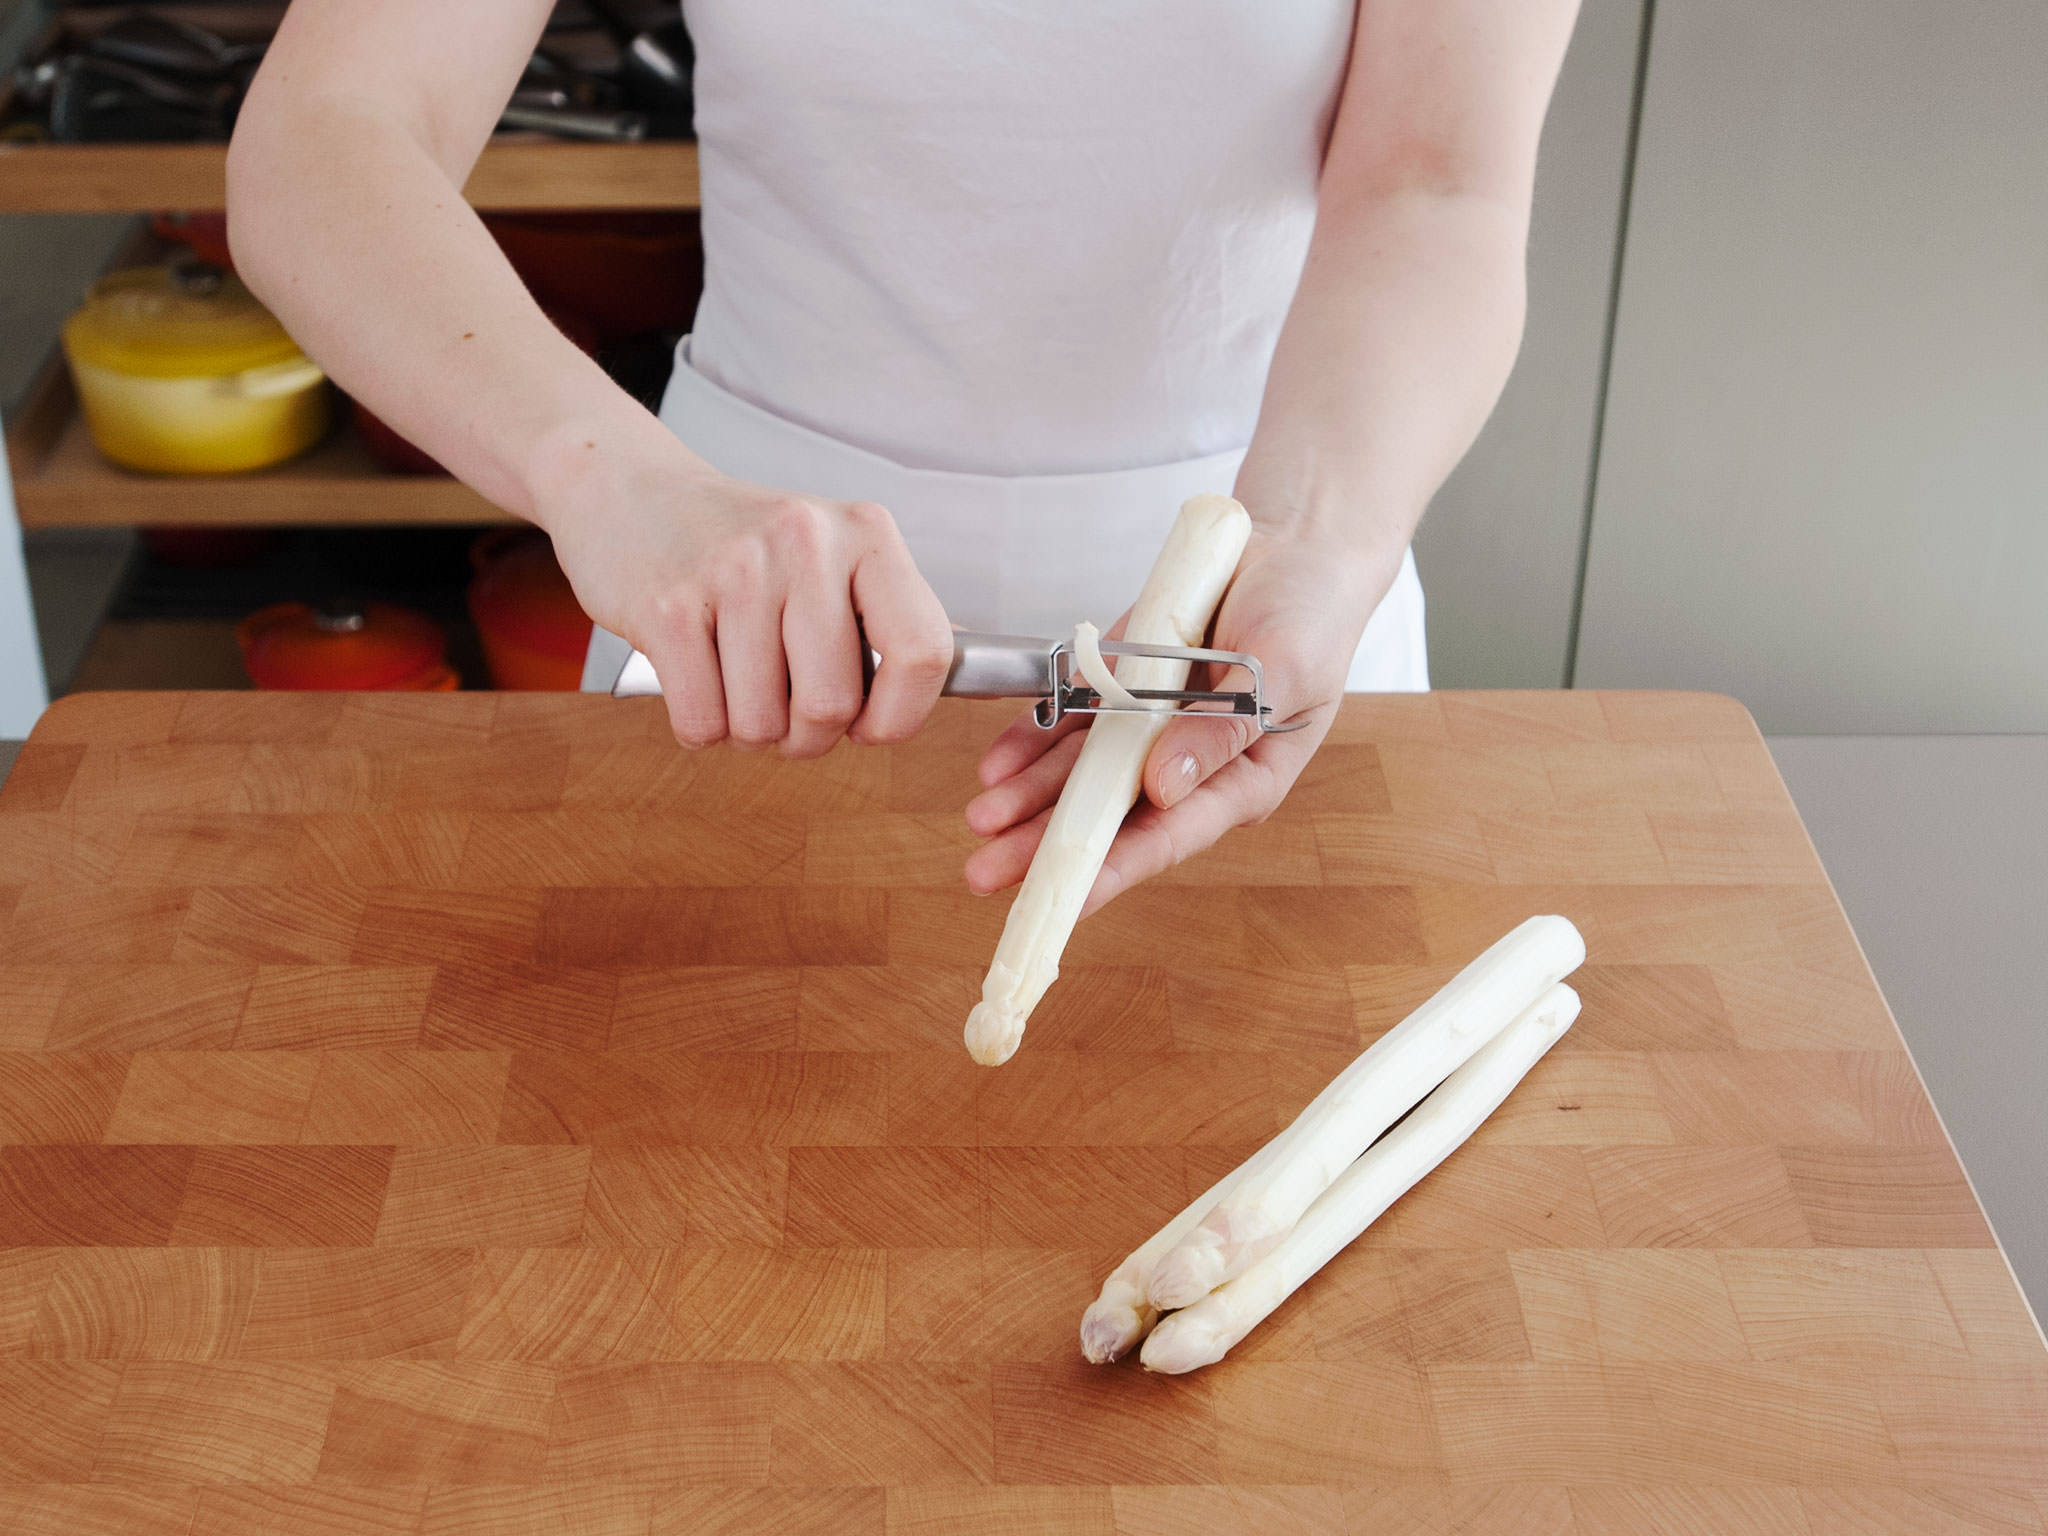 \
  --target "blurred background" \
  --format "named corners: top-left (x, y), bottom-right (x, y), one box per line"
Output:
top-left (1, 1), bottom-right (2044, 1302)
